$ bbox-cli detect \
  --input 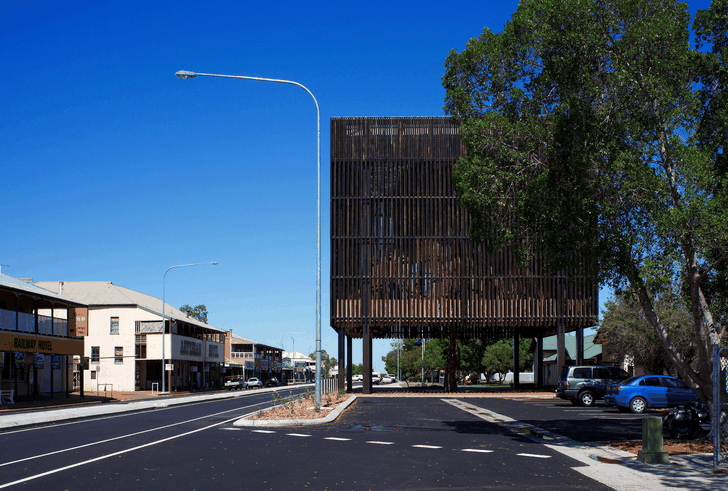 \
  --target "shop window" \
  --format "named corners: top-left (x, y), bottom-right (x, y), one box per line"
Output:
top-left (110, 317), bottom-right (119, 335)
top-left (115, 347), bottom-right (123, 364)
top-left (91, 346), bottom-right (100, 363)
